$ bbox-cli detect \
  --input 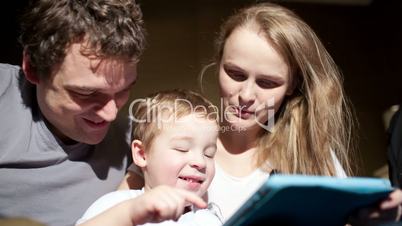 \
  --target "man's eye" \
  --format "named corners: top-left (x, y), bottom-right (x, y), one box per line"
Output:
top-left (116, 88), bottom-right (130, 97)
top-left (71, 91), bottom-right (95, 98)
